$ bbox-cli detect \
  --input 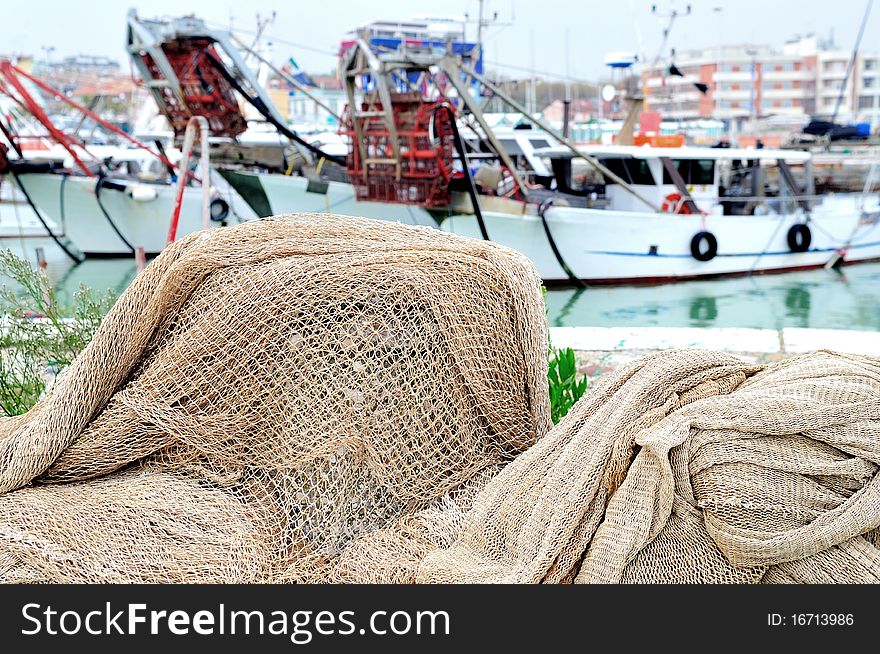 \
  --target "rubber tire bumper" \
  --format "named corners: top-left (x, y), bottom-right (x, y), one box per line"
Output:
top-left (690, 231), bottom-right (718, 262)
top-left (210, 198), bottom-right (230, 222)
top-left (787, 223), bottom-right (812, 253)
